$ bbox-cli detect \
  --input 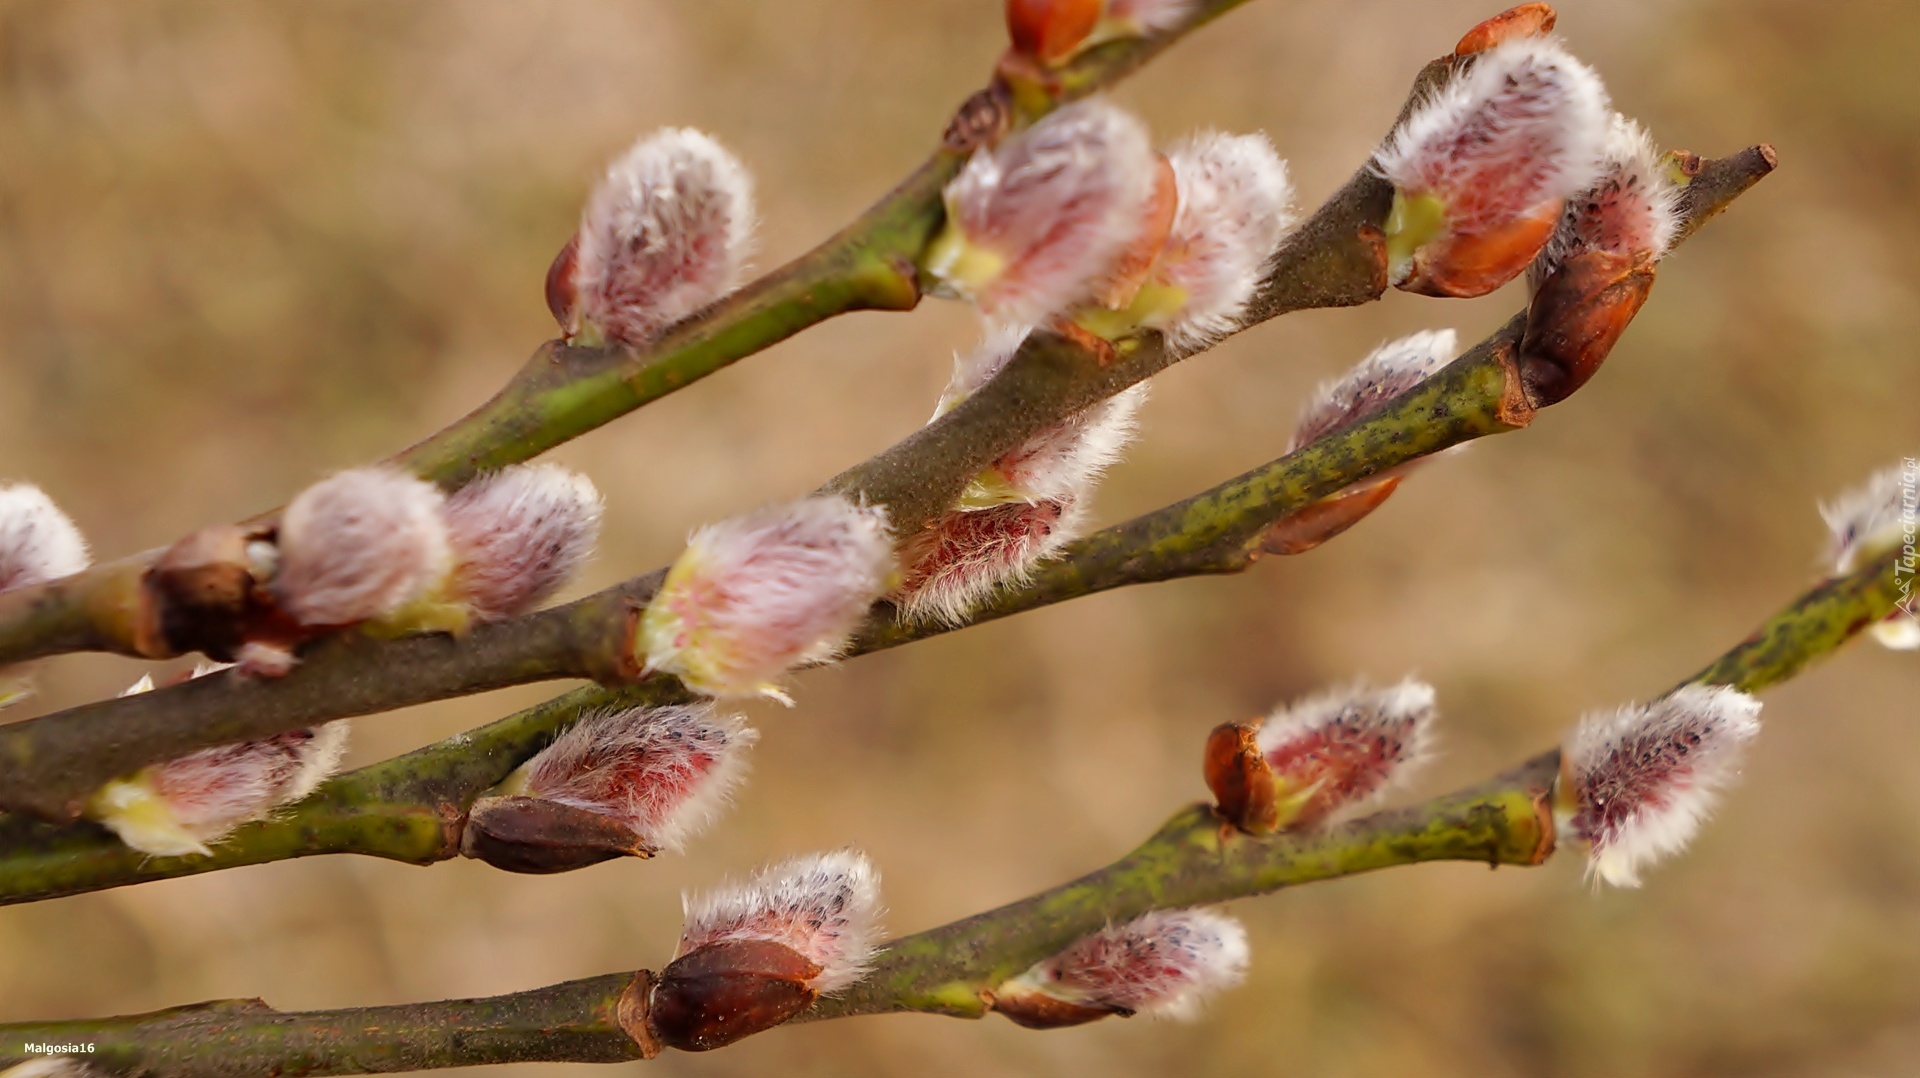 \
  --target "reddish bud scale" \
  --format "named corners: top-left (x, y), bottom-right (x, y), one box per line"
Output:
top-left (1006, 0), bottom-right (1101, 62)
top-left (460, 795), bottom-right (651, 874)
top-left (1519, 248), bottom-right (1654, 406)
top-left (1209, 681), bottom-right (1436, 834)
top-left (1454, 3), bottom-right (1557, 55)
top-left (648, 938), bottom-right (823, 1052)
top-left (1093, 154), bottom-right (1179, 312)
top-left (1255, 476), bottom-right (1402, 557)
